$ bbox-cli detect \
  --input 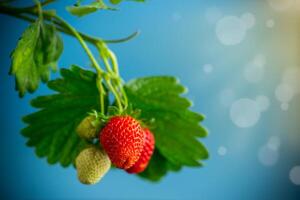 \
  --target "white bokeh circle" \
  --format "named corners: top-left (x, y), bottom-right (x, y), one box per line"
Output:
top-left (281, 102), bottom-right (289, 111)
top-left (267, 136), bottom-right (281, 151)
top-left (253, 54), bottom-right (266, 68)
top-left (258, 145), bottom-right (279, 166)
top-left (216, 16), bottom-right (247, 46)
top-left (290, 166), bottom-right (300, 185)
top-left (203, 64), bottom-right (214, 74)
top-left (256, 95), bottom-right (270, 112)
top-left (218, 146), bottom-right (227, 156)
top-left (244, 62), bottom-right (265, 83)
top-left (275, 83), bottom-right (295, 103)
top-left (220, 88), bottom-right (236, 107)
top-left (266, 19), bottom-right (275, 28)
top-left (230, 98), bottom-right (261, 128)
top-left (241, 12), bottom-right (256, 29)
top-left (267, 0), bottom-right (295, 11)
top-left (282, 67), bottom-right (300, 94)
